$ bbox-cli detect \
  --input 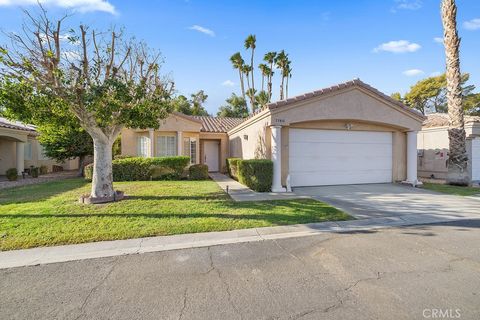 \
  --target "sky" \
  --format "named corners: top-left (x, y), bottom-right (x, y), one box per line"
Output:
top-left (0, 0), bottom-right (479, 115)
